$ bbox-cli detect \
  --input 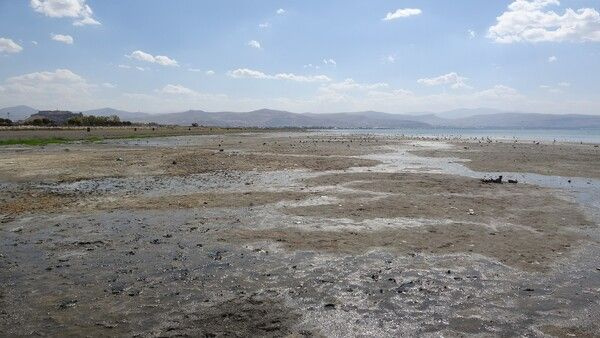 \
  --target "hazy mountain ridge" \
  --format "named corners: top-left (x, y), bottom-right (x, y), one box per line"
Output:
top-left (0, 105), bottom-right (38, 121)
top-left (1, 106), bottom-right (599, 128)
